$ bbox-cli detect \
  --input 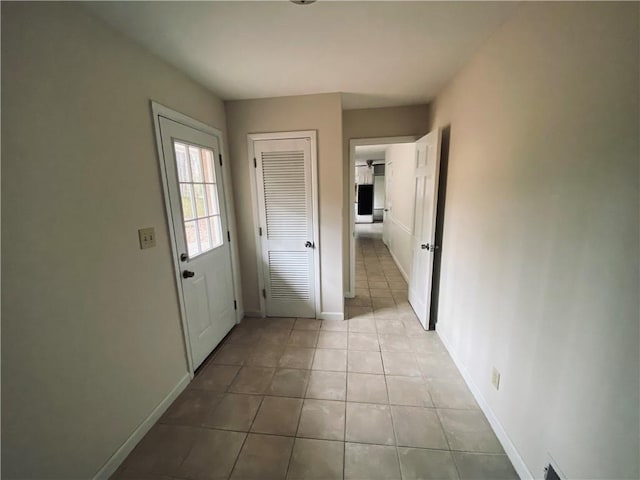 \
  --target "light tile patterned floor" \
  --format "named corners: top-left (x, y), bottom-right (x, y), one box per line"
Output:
top-left (113, 225), bottom-right (518, 480)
